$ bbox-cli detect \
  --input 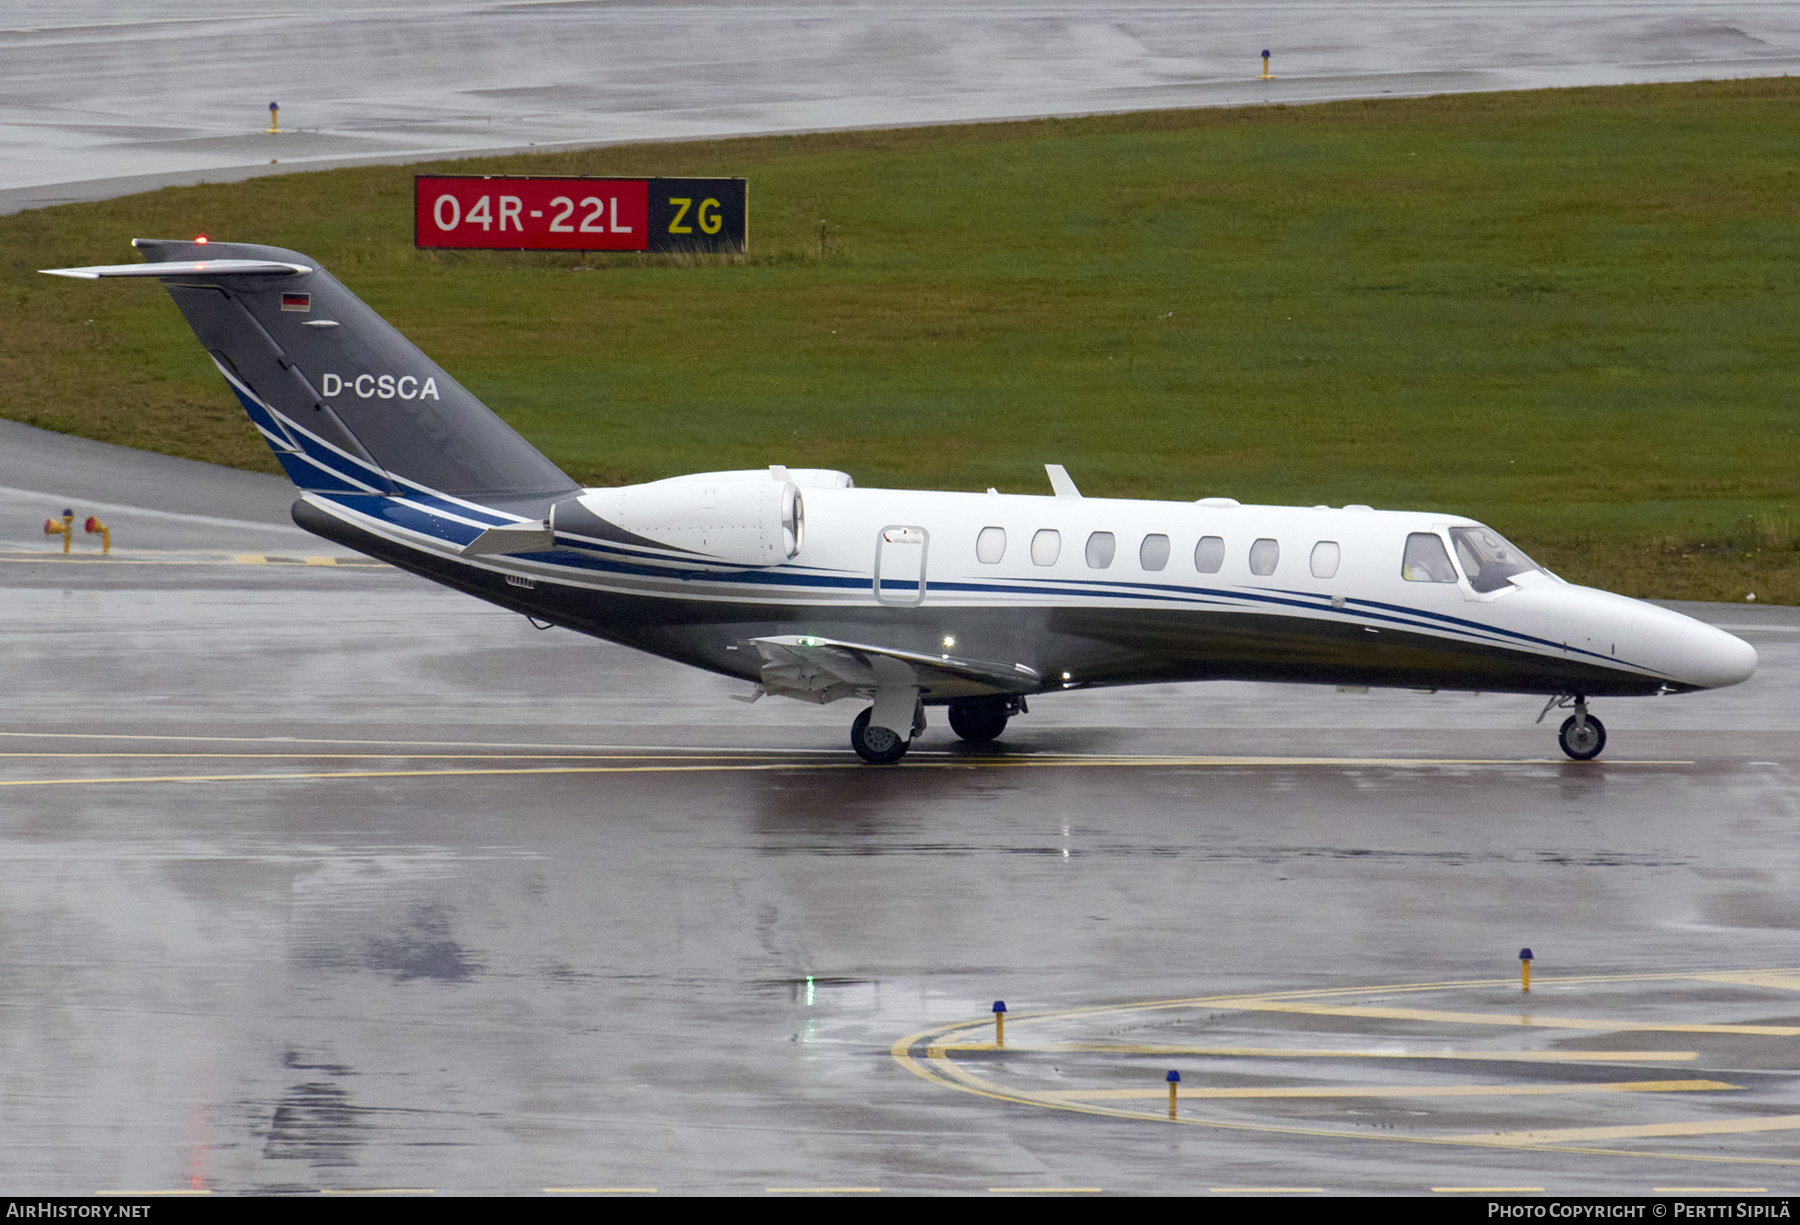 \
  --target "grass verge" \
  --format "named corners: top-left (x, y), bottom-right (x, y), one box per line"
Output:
top-left (3, 78), bottom-right (1796, 602)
